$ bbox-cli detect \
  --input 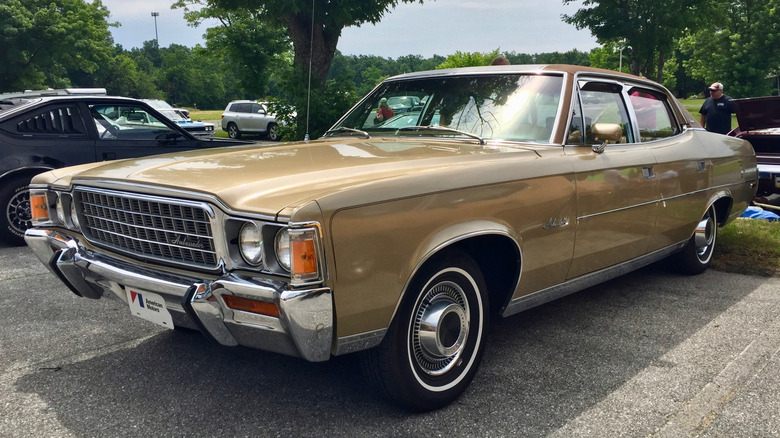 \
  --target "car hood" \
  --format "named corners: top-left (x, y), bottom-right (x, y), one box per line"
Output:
top-left (46, 138), bottom-right (542, 218)
top-left (732, 96), bottom-right (780, 131)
